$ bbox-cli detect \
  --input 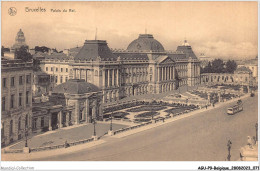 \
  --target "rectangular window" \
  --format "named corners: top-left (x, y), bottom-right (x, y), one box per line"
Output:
top-left (10, 94), bottom-right (14, 108)
top-left (19, 93), bottom-right (22, 106)
top-left (2, 78), bottom-right (6, 88)
top-left (2, 97), bottom-right (5, 111)
top-left (41, 117), bottom-right (44, 127)
top-left (26, 91), bottom-right (29, 104)
top-left (61, 68), bottom-right (63, 72)
top-left (26, 75), bottom-right (31, 84)
top-left (66, 68), bottom-right (68, 72)
top-left (56, 68), bottom-right (58, 72)
top-left (11, 77), bottom-right (15, 87)
top-left (55, 76), bottom-right (58, 83)
top-left (19, 76), bottom-right (23, 85)
top-left (65, 77), bottom-right (68, 82)
top-left (60, 76), bottom-right (63, 83)
top-left (51, 67), bottom-right (53, 71)
top-left (46, 67), bottom-right (48, 71)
